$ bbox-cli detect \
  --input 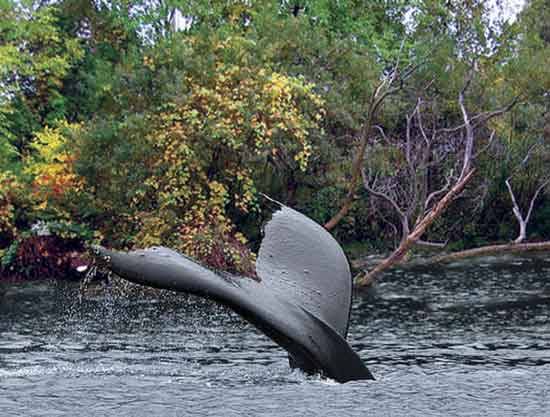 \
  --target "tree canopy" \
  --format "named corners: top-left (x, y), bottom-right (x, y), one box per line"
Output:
top-left (1, 0), bottom-right (549, 277)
